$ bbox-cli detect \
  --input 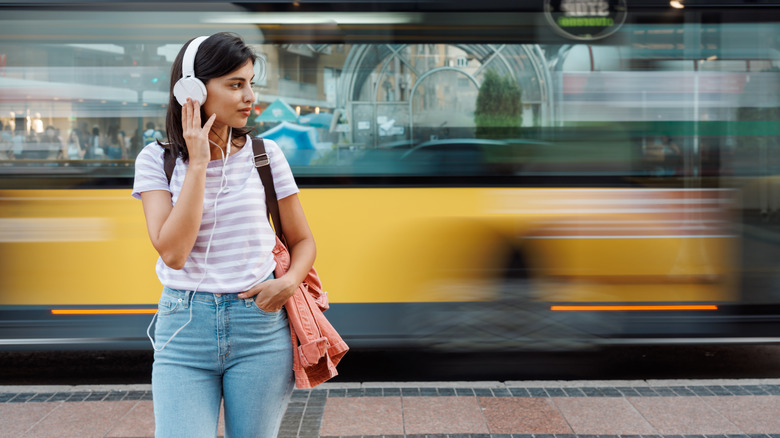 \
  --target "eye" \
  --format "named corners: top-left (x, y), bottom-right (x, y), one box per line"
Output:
top-left (230, 82), bottom-right (242, 88)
